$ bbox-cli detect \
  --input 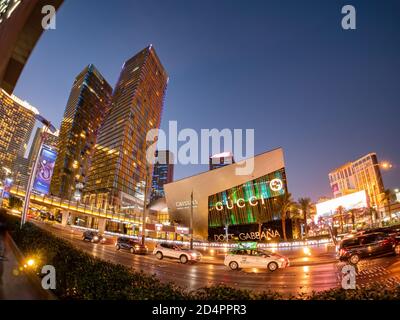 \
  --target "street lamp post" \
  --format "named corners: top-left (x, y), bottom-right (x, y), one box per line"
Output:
top-left (190, 190), bottom-right (194, 250)
top-left (21, 115), bottom-right (56, 228)
top-left (141, 165), bottom-right (150, 246)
